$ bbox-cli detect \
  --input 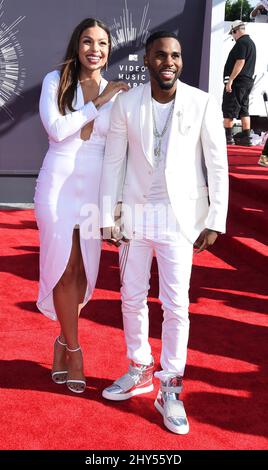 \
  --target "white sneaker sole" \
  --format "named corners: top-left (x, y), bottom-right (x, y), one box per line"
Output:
top-left (102, 383), bottom-right (154, 401)
top-left (154, 399), bottom-right (189, 435)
